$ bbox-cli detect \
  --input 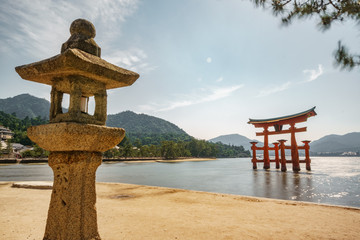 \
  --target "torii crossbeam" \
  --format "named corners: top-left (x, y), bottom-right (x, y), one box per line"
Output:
top-left (248, 107), bottom-right (317, 172)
